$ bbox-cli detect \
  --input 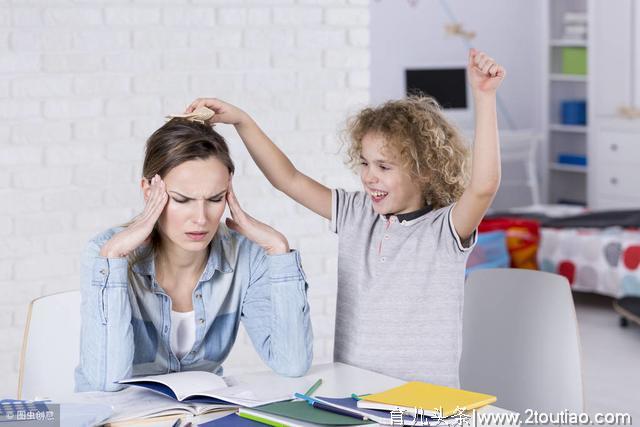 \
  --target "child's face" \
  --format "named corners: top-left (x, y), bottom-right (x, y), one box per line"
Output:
top-left (359, 132), bottom-right (425, 215)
